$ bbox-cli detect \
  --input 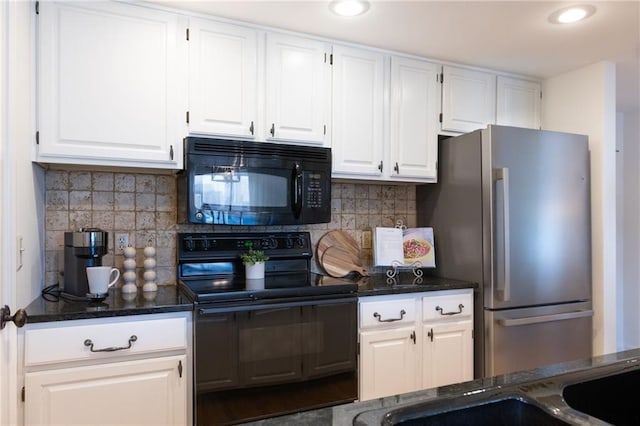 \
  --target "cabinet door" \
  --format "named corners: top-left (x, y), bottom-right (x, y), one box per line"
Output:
top-left (441, 65), bottom-right (496, 133)
top-left (265, 33), bottom-right (330, 145)
top-left (332, 45), bottom-right (385, 176)
top-left (390, 57), bottom-right (439, 181)
top-left (25, 355), bottom-right (187, 426)
top-left (37, 1), bottom-right (186, 169)
top-left (496, 76), bottom-right (541, 129)
top-left (422, 321), bottom-right (473, 389)
top-left (359, 327), bottom-right (419, 401)
top-left (303, 301), bottom-right (357, 379)
top-left (188, 18), bottom-right (257, 138)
